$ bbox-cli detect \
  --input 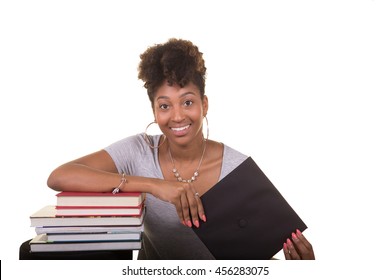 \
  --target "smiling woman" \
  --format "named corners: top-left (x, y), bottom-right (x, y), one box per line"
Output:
top-left (46, 38), bottom-right (315, 260)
